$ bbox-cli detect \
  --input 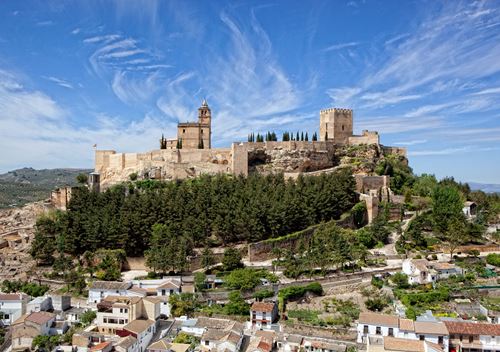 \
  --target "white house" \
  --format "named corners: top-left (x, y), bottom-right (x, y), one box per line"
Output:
top-left (250, 301), bottom-right (278, 329)
top-left (27, 295), bottom-right (52, 313)
top-left (88, 281), bottom-right (133, 304)
top-left (11, 311), bottom-right (57, 350)
top-left (444, 321), bottom-right (500, 352)
top-left (367, 336), bottom-right (443, 352)
top-left (358, 312), bottom-right (400, 344)
top-left (156, 279), bottom-right (182, 297)
top-left (357, 312), bottom-right (449, 352)
top-left (402, 259), bottom-right (437, 285)
top-left (0, 293), bottom-right (29, 325)
top-left (414, 321), bottom-right (449, 352)
top-left (122, 318), bottom-right (157, 352)
top-left (402, 259), bottom-right (464, 285)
